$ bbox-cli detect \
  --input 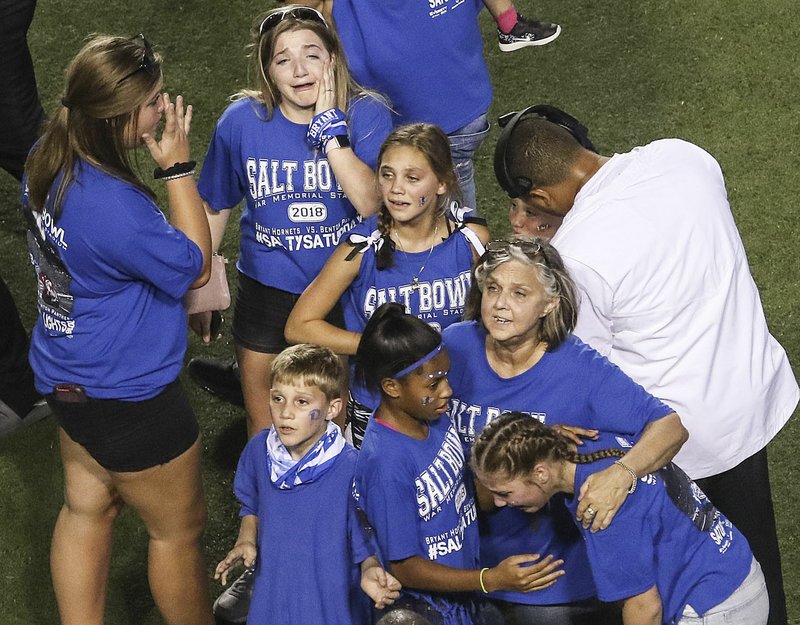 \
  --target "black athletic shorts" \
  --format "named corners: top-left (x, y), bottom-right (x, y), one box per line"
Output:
top-left (232, 271), bottom-right (345, 354)
top-left (47, 378), bottom-right (199, 472)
